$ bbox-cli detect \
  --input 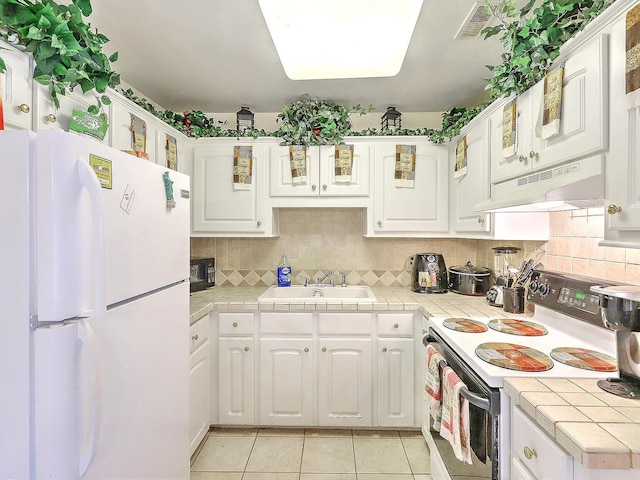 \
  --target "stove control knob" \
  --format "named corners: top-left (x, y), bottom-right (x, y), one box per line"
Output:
top-left (529, 281), bottom-right (539, 293)
top-left (538, 284), bottom-right (550, 296)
